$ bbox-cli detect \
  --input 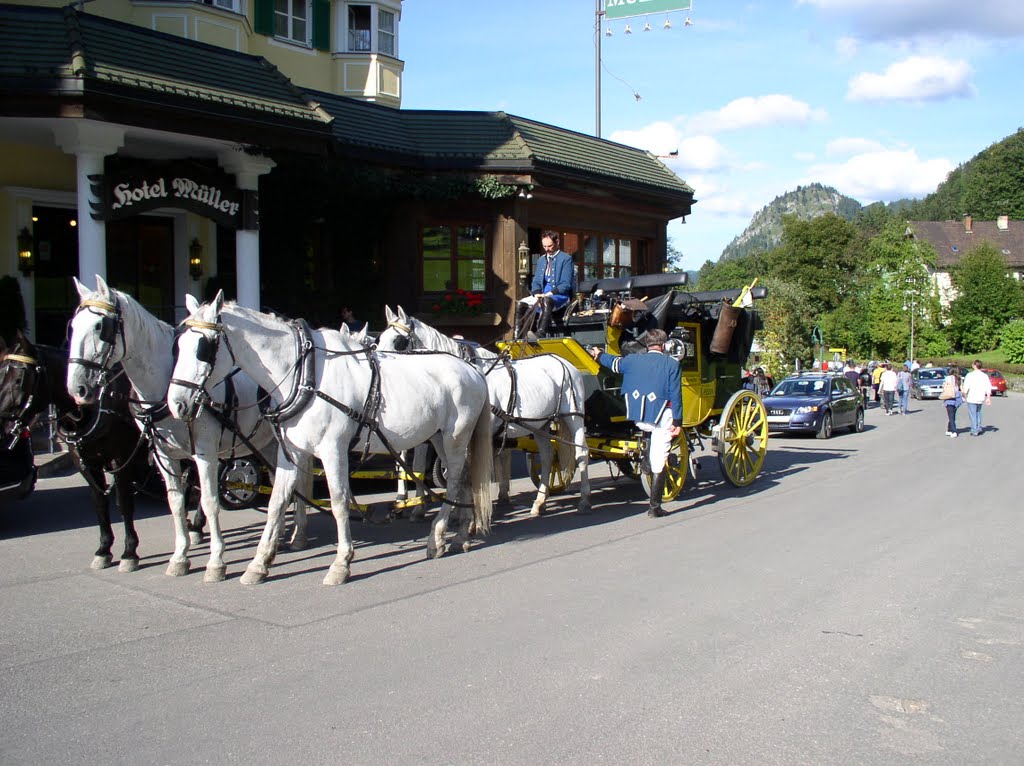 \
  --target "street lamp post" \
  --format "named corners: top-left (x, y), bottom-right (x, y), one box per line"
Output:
top-left (903, 293), bottom-right (916, 364)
